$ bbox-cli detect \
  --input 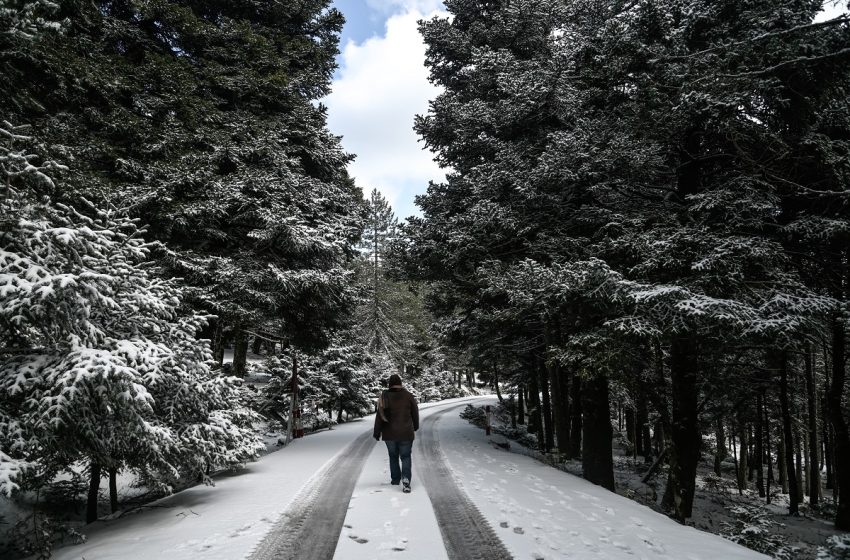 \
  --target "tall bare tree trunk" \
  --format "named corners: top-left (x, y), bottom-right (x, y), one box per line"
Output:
top-left (232, 324), bottom-right (248, 377)
top-left (212, 319), bottom-right (224, 367)
top-left (492, 360), bottom-right (503, 402)
top-left (569, 375), bottom-right (582, 459)
top-left (805, 344), bottom-right (820, 506)
top-left (539, 357), bottom-right (554, 453)
top-left (528, 363), bottom-right (543, 445)
top-left (737, 411), bottom-right (748, 493)
top-left (775, 349), bottom-right (799, 514)
top-left (755, 392), bottom-right (765, 498)
top-left (544, 320), bottom-right (569, 453)
top-left (714, 418), bottom-right (727, 476)
top-left (829, 313), bottom-right (850, 529)
top-left (667, 335), bottom-right (701, 521)
top-left (87, 461), bottom-right (102, 523)
top-left (517, 384), bottom-right (526, 425)
top-left (108, 466), bottom-right (118, 514)
top-left (582, 374), bottom-right (614, 490)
